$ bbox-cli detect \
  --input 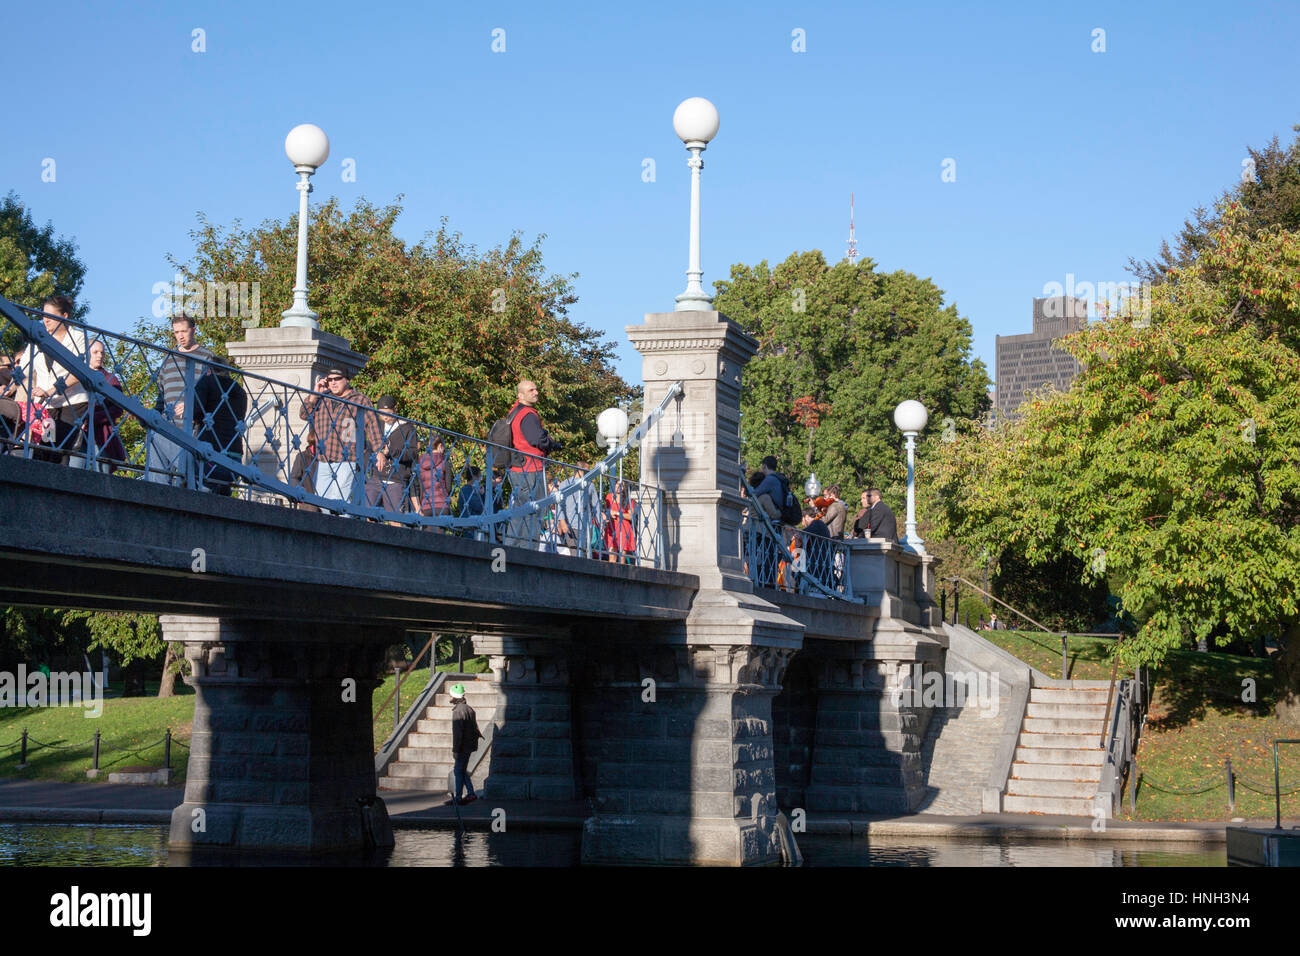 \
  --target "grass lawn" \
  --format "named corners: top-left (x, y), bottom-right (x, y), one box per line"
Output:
top-left (0, 656), bottom-right (492, 783)
top-left (981, 630), bottom-right (1300, 822)
top-left (0, 688), bottom-right (197, 783)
